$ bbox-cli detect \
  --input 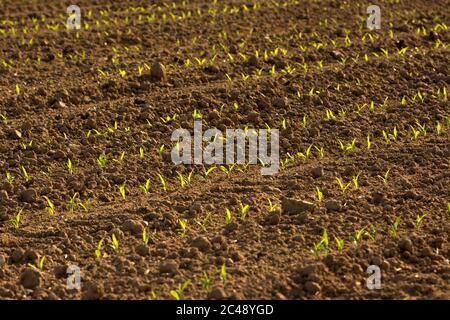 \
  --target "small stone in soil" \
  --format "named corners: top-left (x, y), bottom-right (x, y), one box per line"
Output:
top-left (190, 236), bottom-right (212, 252)
top-left (20, 268), bottom-right (41, 289)
top-left (159, 260), bottom-right (178, 274)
